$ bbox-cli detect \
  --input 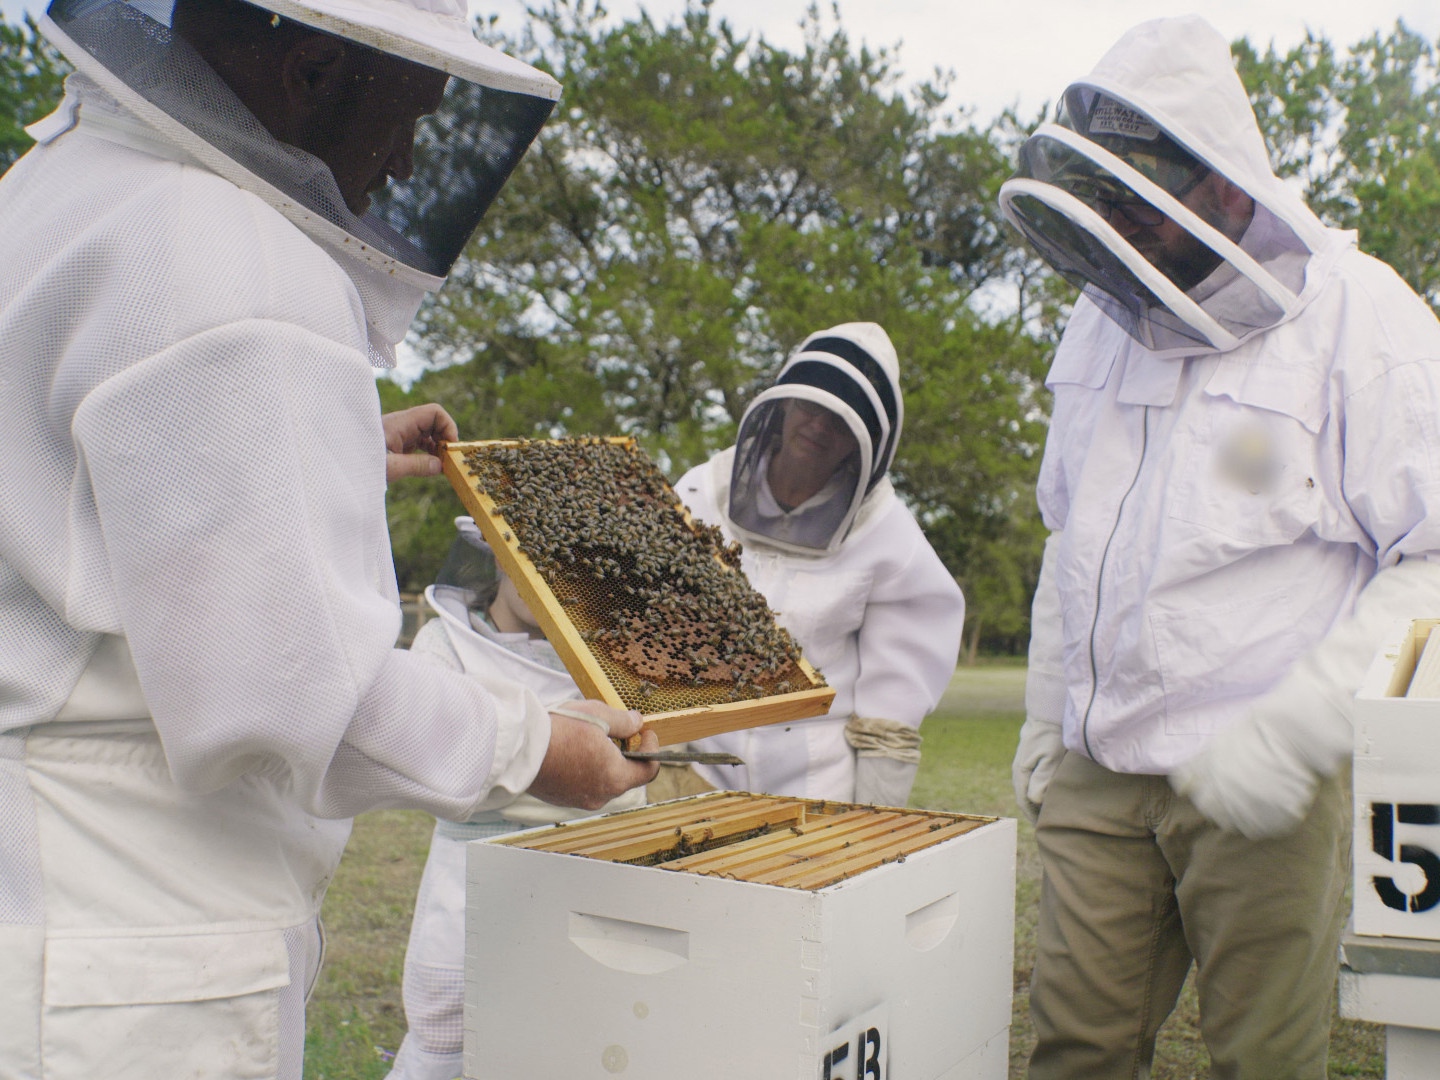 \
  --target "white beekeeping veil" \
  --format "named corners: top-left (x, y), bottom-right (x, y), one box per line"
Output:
top-left (728, 322), bottom-right (902, 556)
top-left (997, 16), bottom-right (1333, 358)
top-left (40, 0), bottom-right (559, 361)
